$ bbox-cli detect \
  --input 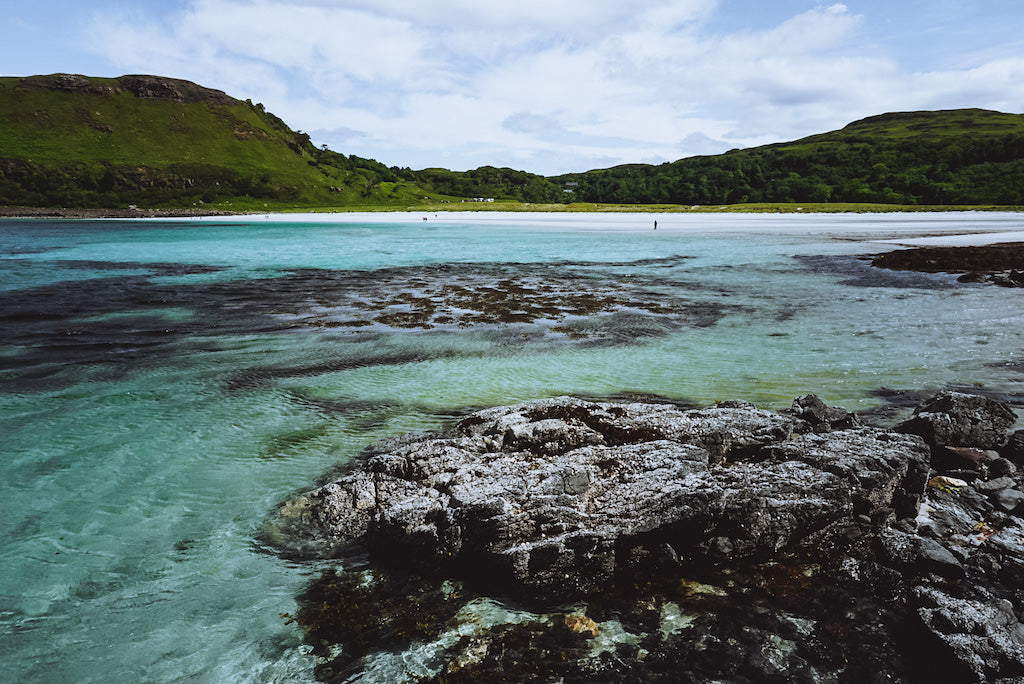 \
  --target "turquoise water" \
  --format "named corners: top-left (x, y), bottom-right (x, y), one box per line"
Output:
top-left (2, 211), bottom-right (1024, 682)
